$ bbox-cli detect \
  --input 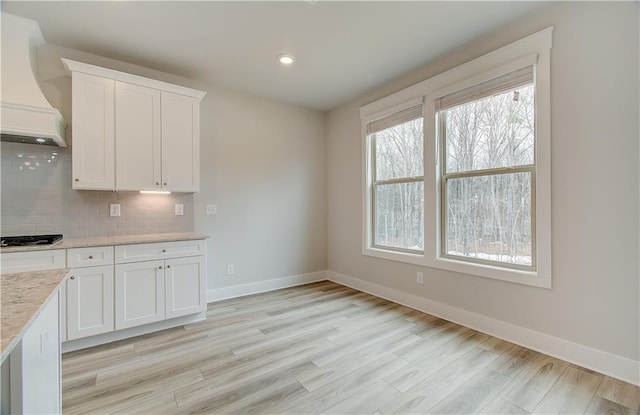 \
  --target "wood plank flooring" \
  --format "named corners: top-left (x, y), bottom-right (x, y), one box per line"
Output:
top-left (62, 281), bottom-right (640, 414)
